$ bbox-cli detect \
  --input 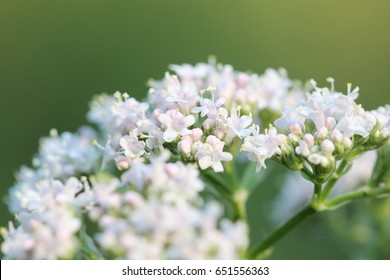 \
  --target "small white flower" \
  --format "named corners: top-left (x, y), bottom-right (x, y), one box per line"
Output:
top-left (191, 93), bottom-right (226, 118)
top-left (119, 133), bottom-right (146, 159)
top-left (274, 106), bottom-right (307, 132)
top-left (241, 125), bottom-right (280, 171)
top-left (158, 109), bottom-right (195, 142)
top-left (195, 136), bottom-right (233, 172)
top-left (149, 74), bottom-right (199, 113)
top-left (335, 114), bottom-right (373, 138)
top-left (256, 68), bottom-right (292, 111)
top-left (87, 94), bottom-right (117, 133)
top-left (225, 108), bottom-right (253, 143)
top-left (111, 93), bottom-right (149, 133)
top-left (169, 63), bottom-right (212, 82)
